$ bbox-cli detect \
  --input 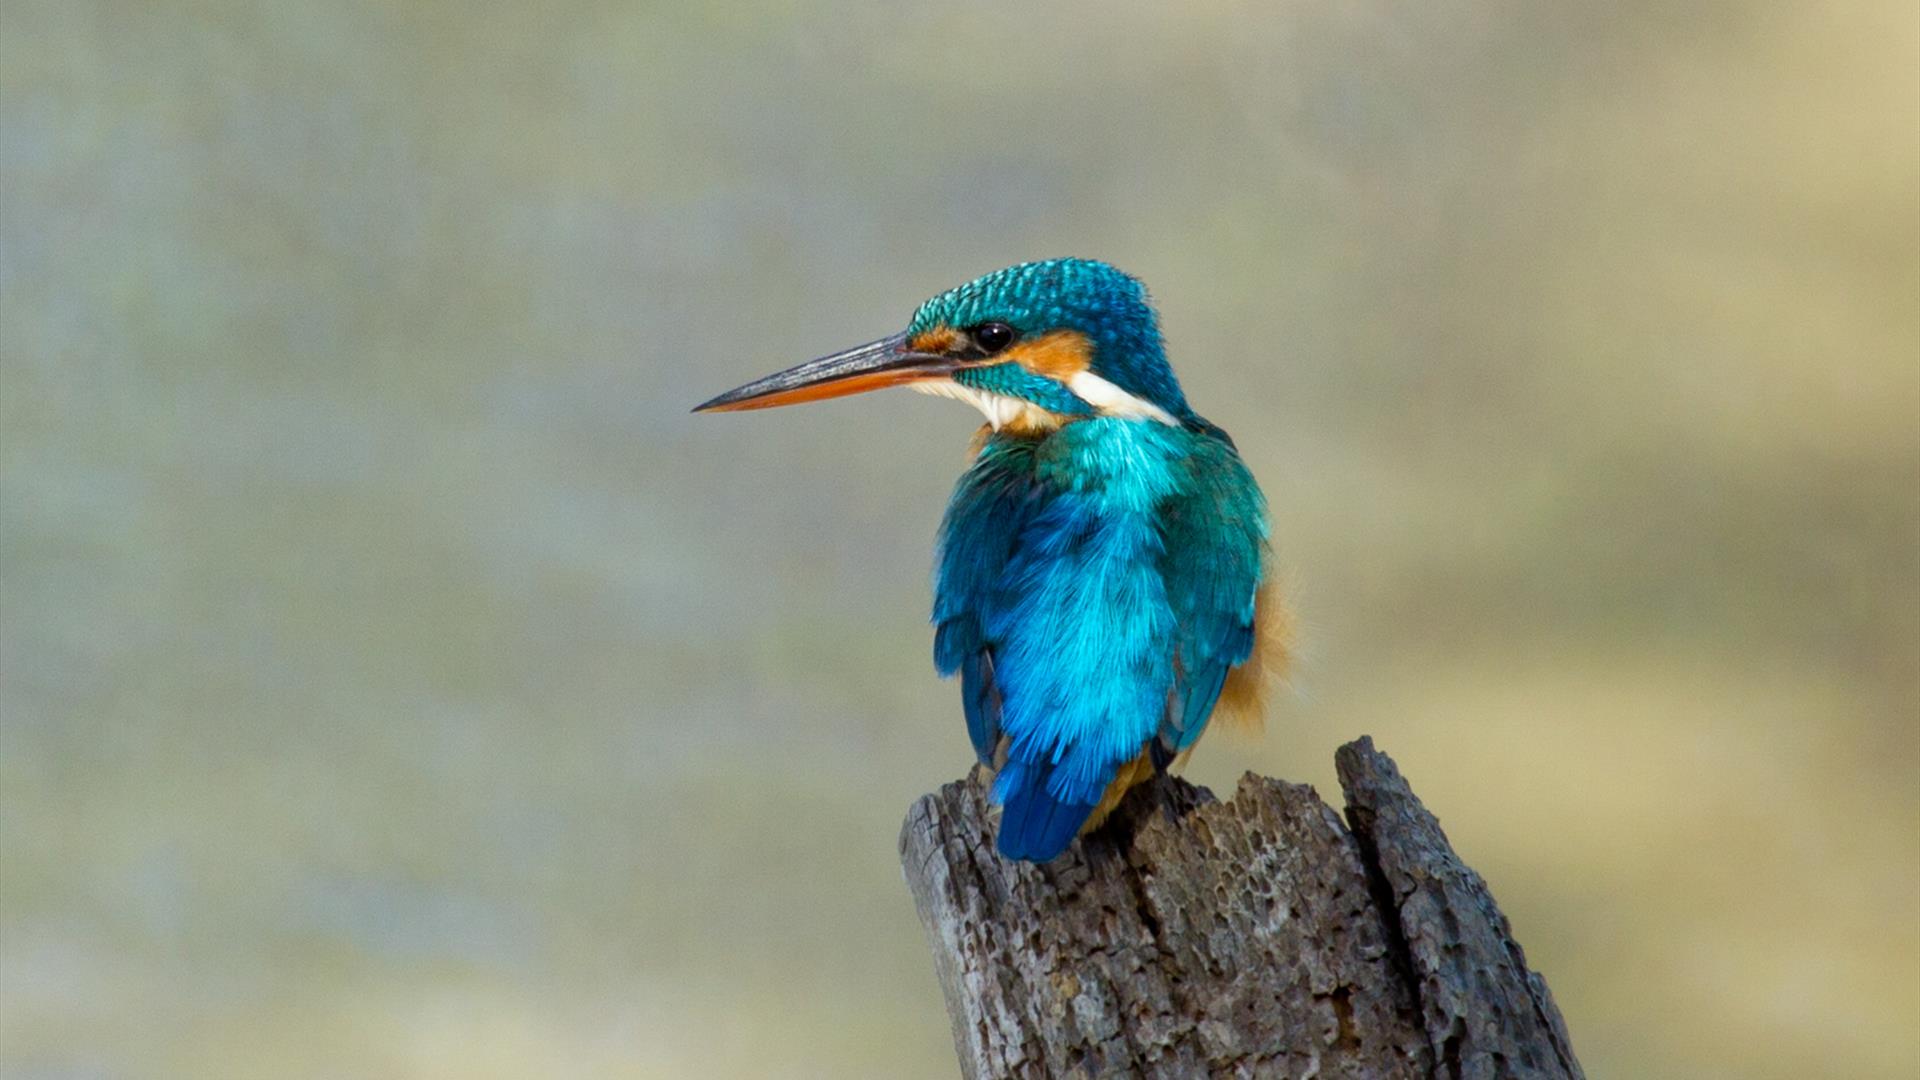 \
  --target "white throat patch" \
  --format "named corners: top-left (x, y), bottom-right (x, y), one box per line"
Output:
top-left (913, 373), bottom-right (1180, 431)
top-left (911, 379), bottom-right (1061, 432)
